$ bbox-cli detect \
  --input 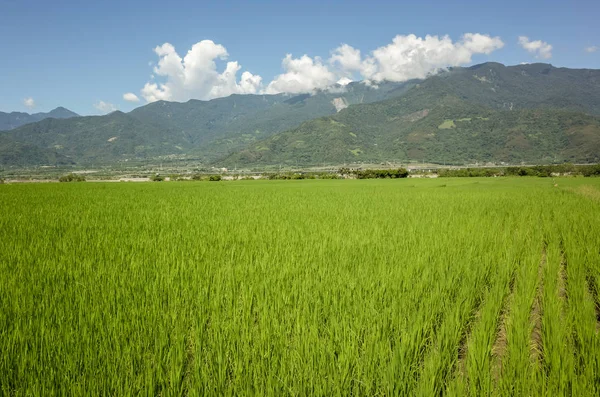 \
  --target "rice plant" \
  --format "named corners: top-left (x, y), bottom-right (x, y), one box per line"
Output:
top-left (0, 177), bottom-right (599, 395)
